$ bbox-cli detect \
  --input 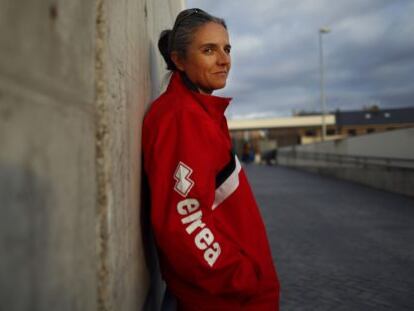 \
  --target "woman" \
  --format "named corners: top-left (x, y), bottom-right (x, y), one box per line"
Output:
top-left (142, 8), bottom-right (280, 310)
